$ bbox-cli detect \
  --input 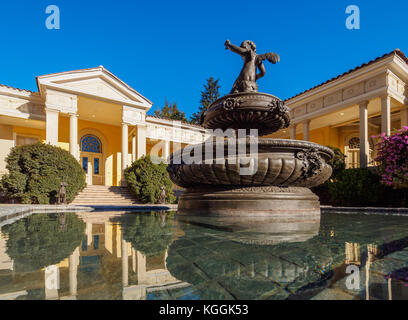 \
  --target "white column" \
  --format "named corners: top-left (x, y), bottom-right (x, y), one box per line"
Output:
top-left (69, 113), bottom-right (78, 160)
top-left (163, 140), bottom-right (170, 162)
top-left (137, 125), bottom-right (146, 159)
top-left (401, 106), bottom-right (408, 128)
top-left (45, 108), bottom-right (59, 146)
top-left (122, 123), bottom-right (129, 185)
top-left (289, 124), bottom-right (297, 140)
top-left (132, 135), bottom-right (136, 163)
top-left (359, 101), bottom-right (369, 168)
top-left (122, 238), bottom-right (129, 287)
top-left (381, 95), bottom-right (391, 135)
top-left (69, 247), bottom-right (79, 297)
top-left (302, 119), bottom-right (310, 141)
